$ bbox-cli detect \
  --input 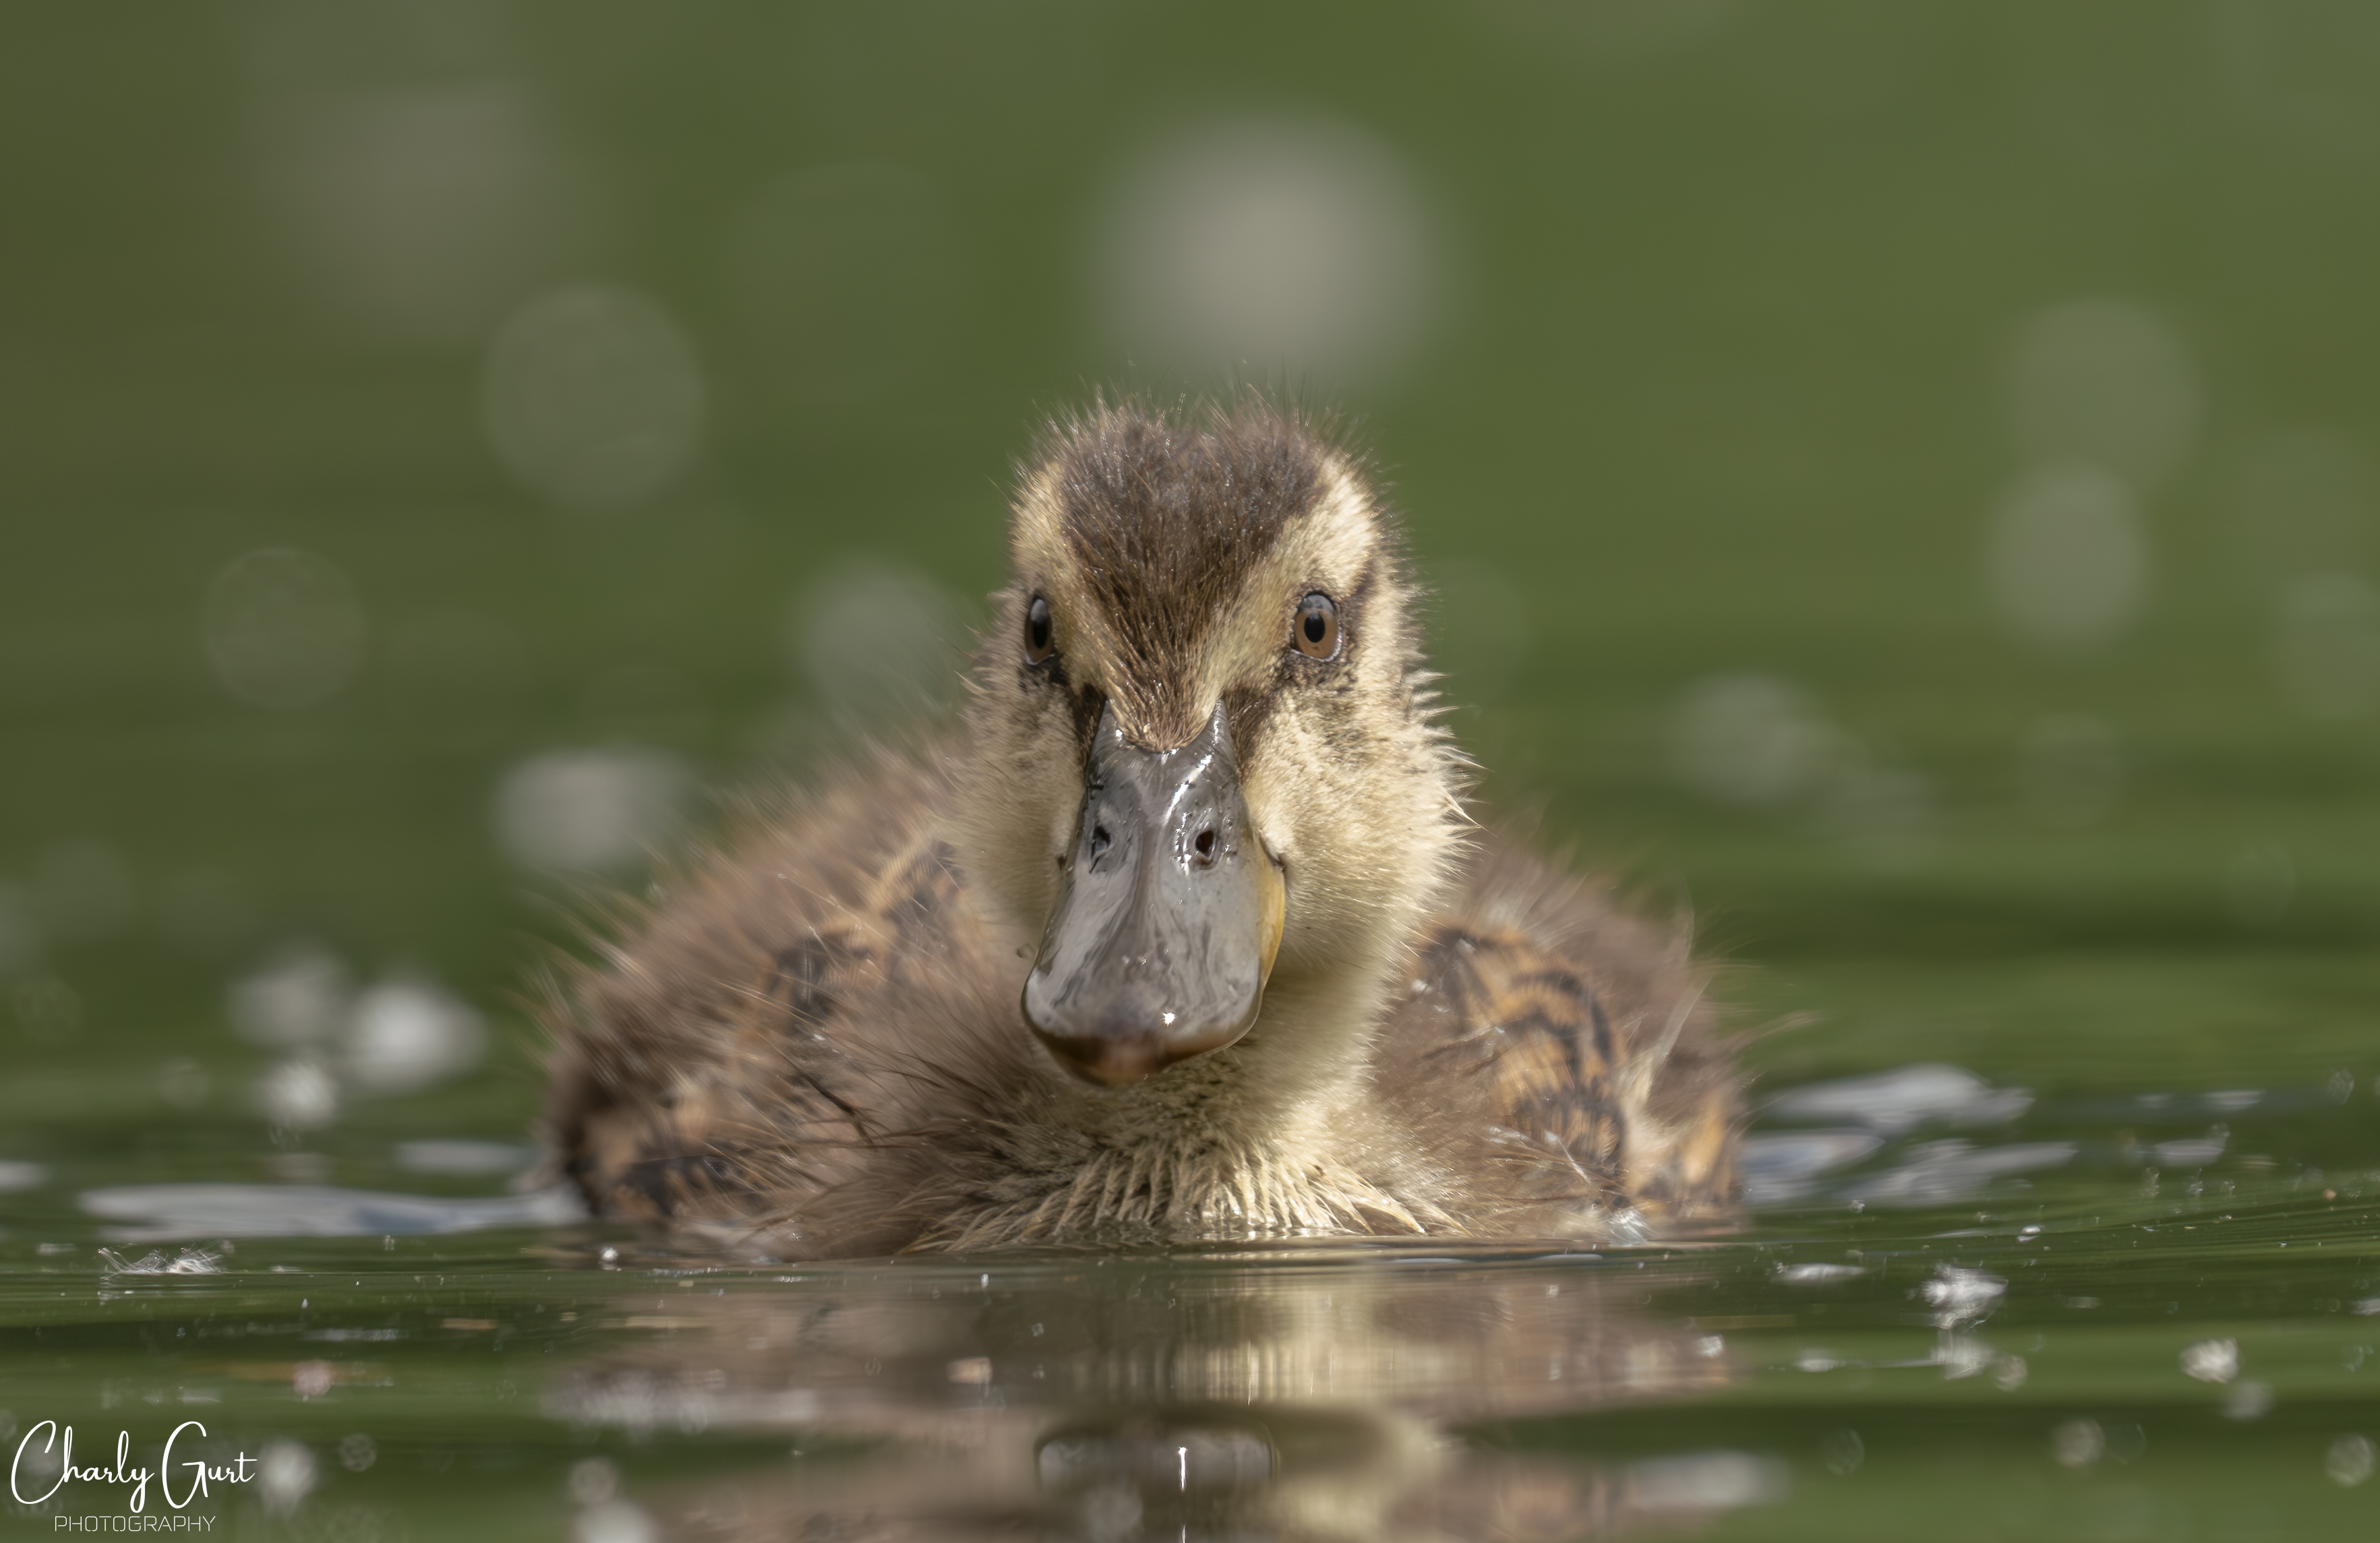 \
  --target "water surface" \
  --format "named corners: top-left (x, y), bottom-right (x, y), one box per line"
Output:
top-left (5, 1036), bottom-right (2377, 1541)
